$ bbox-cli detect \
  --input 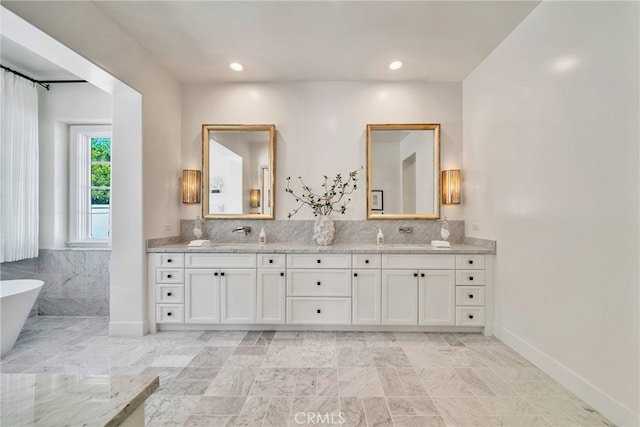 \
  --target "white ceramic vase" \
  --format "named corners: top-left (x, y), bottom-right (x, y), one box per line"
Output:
top-left (313, 214), bottom-right (335, 246)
